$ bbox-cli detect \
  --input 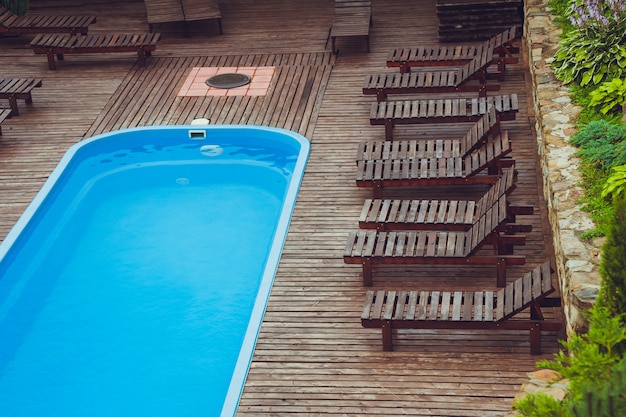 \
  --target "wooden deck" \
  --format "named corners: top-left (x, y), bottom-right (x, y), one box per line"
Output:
top-left (0, 0), bottom-right (563, 415)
